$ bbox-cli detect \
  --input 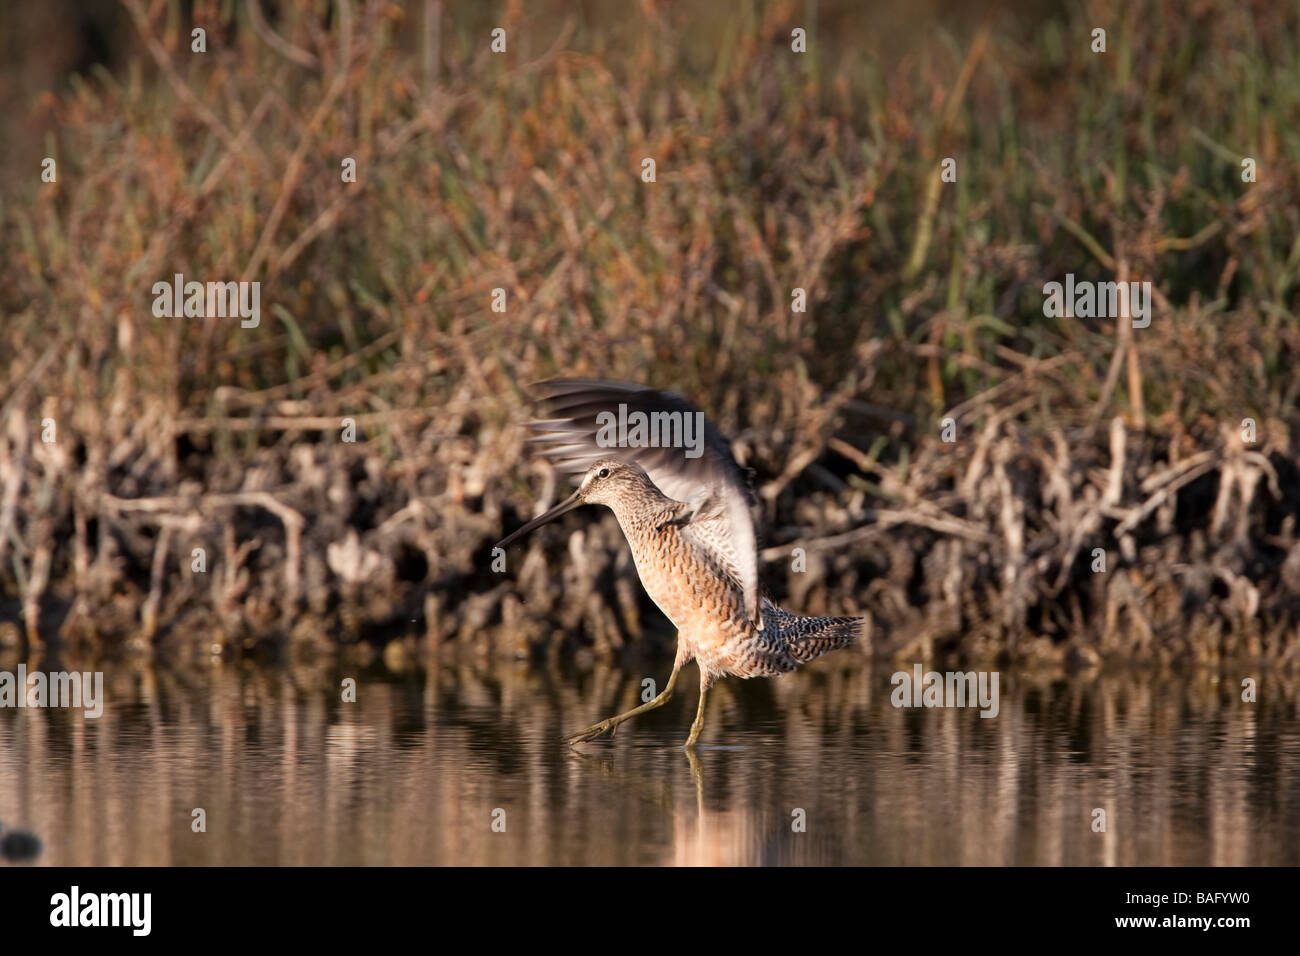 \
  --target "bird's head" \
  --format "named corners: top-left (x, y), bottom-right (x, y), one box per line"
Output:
top-left (572, 458), bottom-right (650, 507)
top-left (496, 459), bottom-right (648, 548)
